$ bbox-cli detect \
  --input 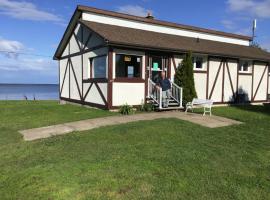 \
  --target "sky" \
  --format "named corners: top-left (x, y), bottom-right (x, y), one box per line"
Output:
top-left (0, 0), bottom-right (269, 84)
